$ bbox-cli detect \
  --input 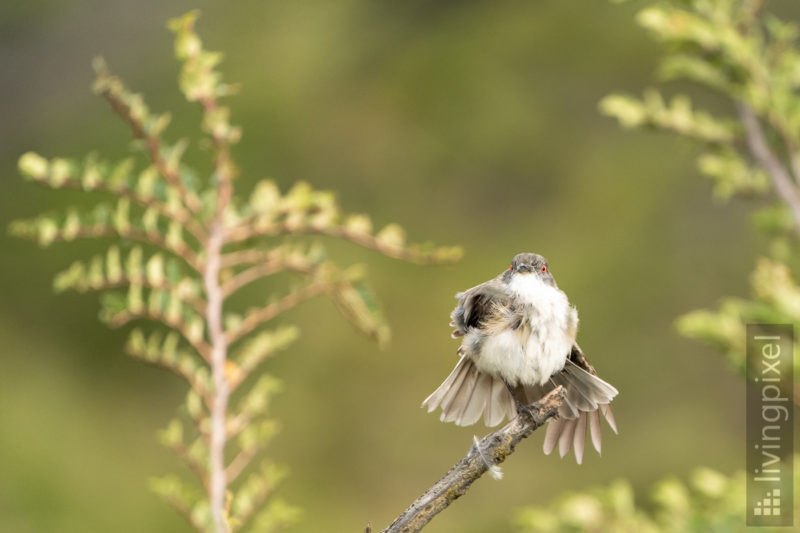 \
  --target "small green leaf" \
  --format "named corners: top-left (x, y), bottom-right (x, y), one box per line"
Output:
top-left (126, 246), bottom-right (143, 282)
top-left (186, 315), bottom-right (204, 344)
top-left (54, 262), bottom-right (85, 293)
top-left (37, 217), bottom-right (59, 246)
top-left (62, 210), bottom-right (81, 240)
top-left (49, 158), bottom-right (72, 187)
top-left (249, 180), bottom-right (281, 214)
top-left (127, 328), bottom-right (146, 354)
top-left (108, 158), bottom-right (134, 191)
top-left (345, 214), bottom-right (372, 235)
top-left (106, 246), bottom-right (123, 283)
top-left (165, 290), bottom-right (182, 323)
top-left (82, 154), bottom-right (103, 189)
top-left (158, 418), bottom-right (184, 448)
top-left (376, 224), bottom-right (406, 248)
top-left (113, 198), bottom-right (131, 234)
top-left (161, 331), bottom-right (179, 361)
top-left (128, 283), bottom-right (144, 313)
top-left (146, 253), bottom-right (165, 286)
top-left (146, 330), bottom-right (163, 359)
top-left (18, 152), bottom-right (48, 179)
top-left (166, 221), bottom-right (184, 251)
top-left (186, 390), bottom-right (203, 420)
top-left (137, 166), bottom-right (158, 200)
top-left (88, 255), bottom-right (105, 289)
